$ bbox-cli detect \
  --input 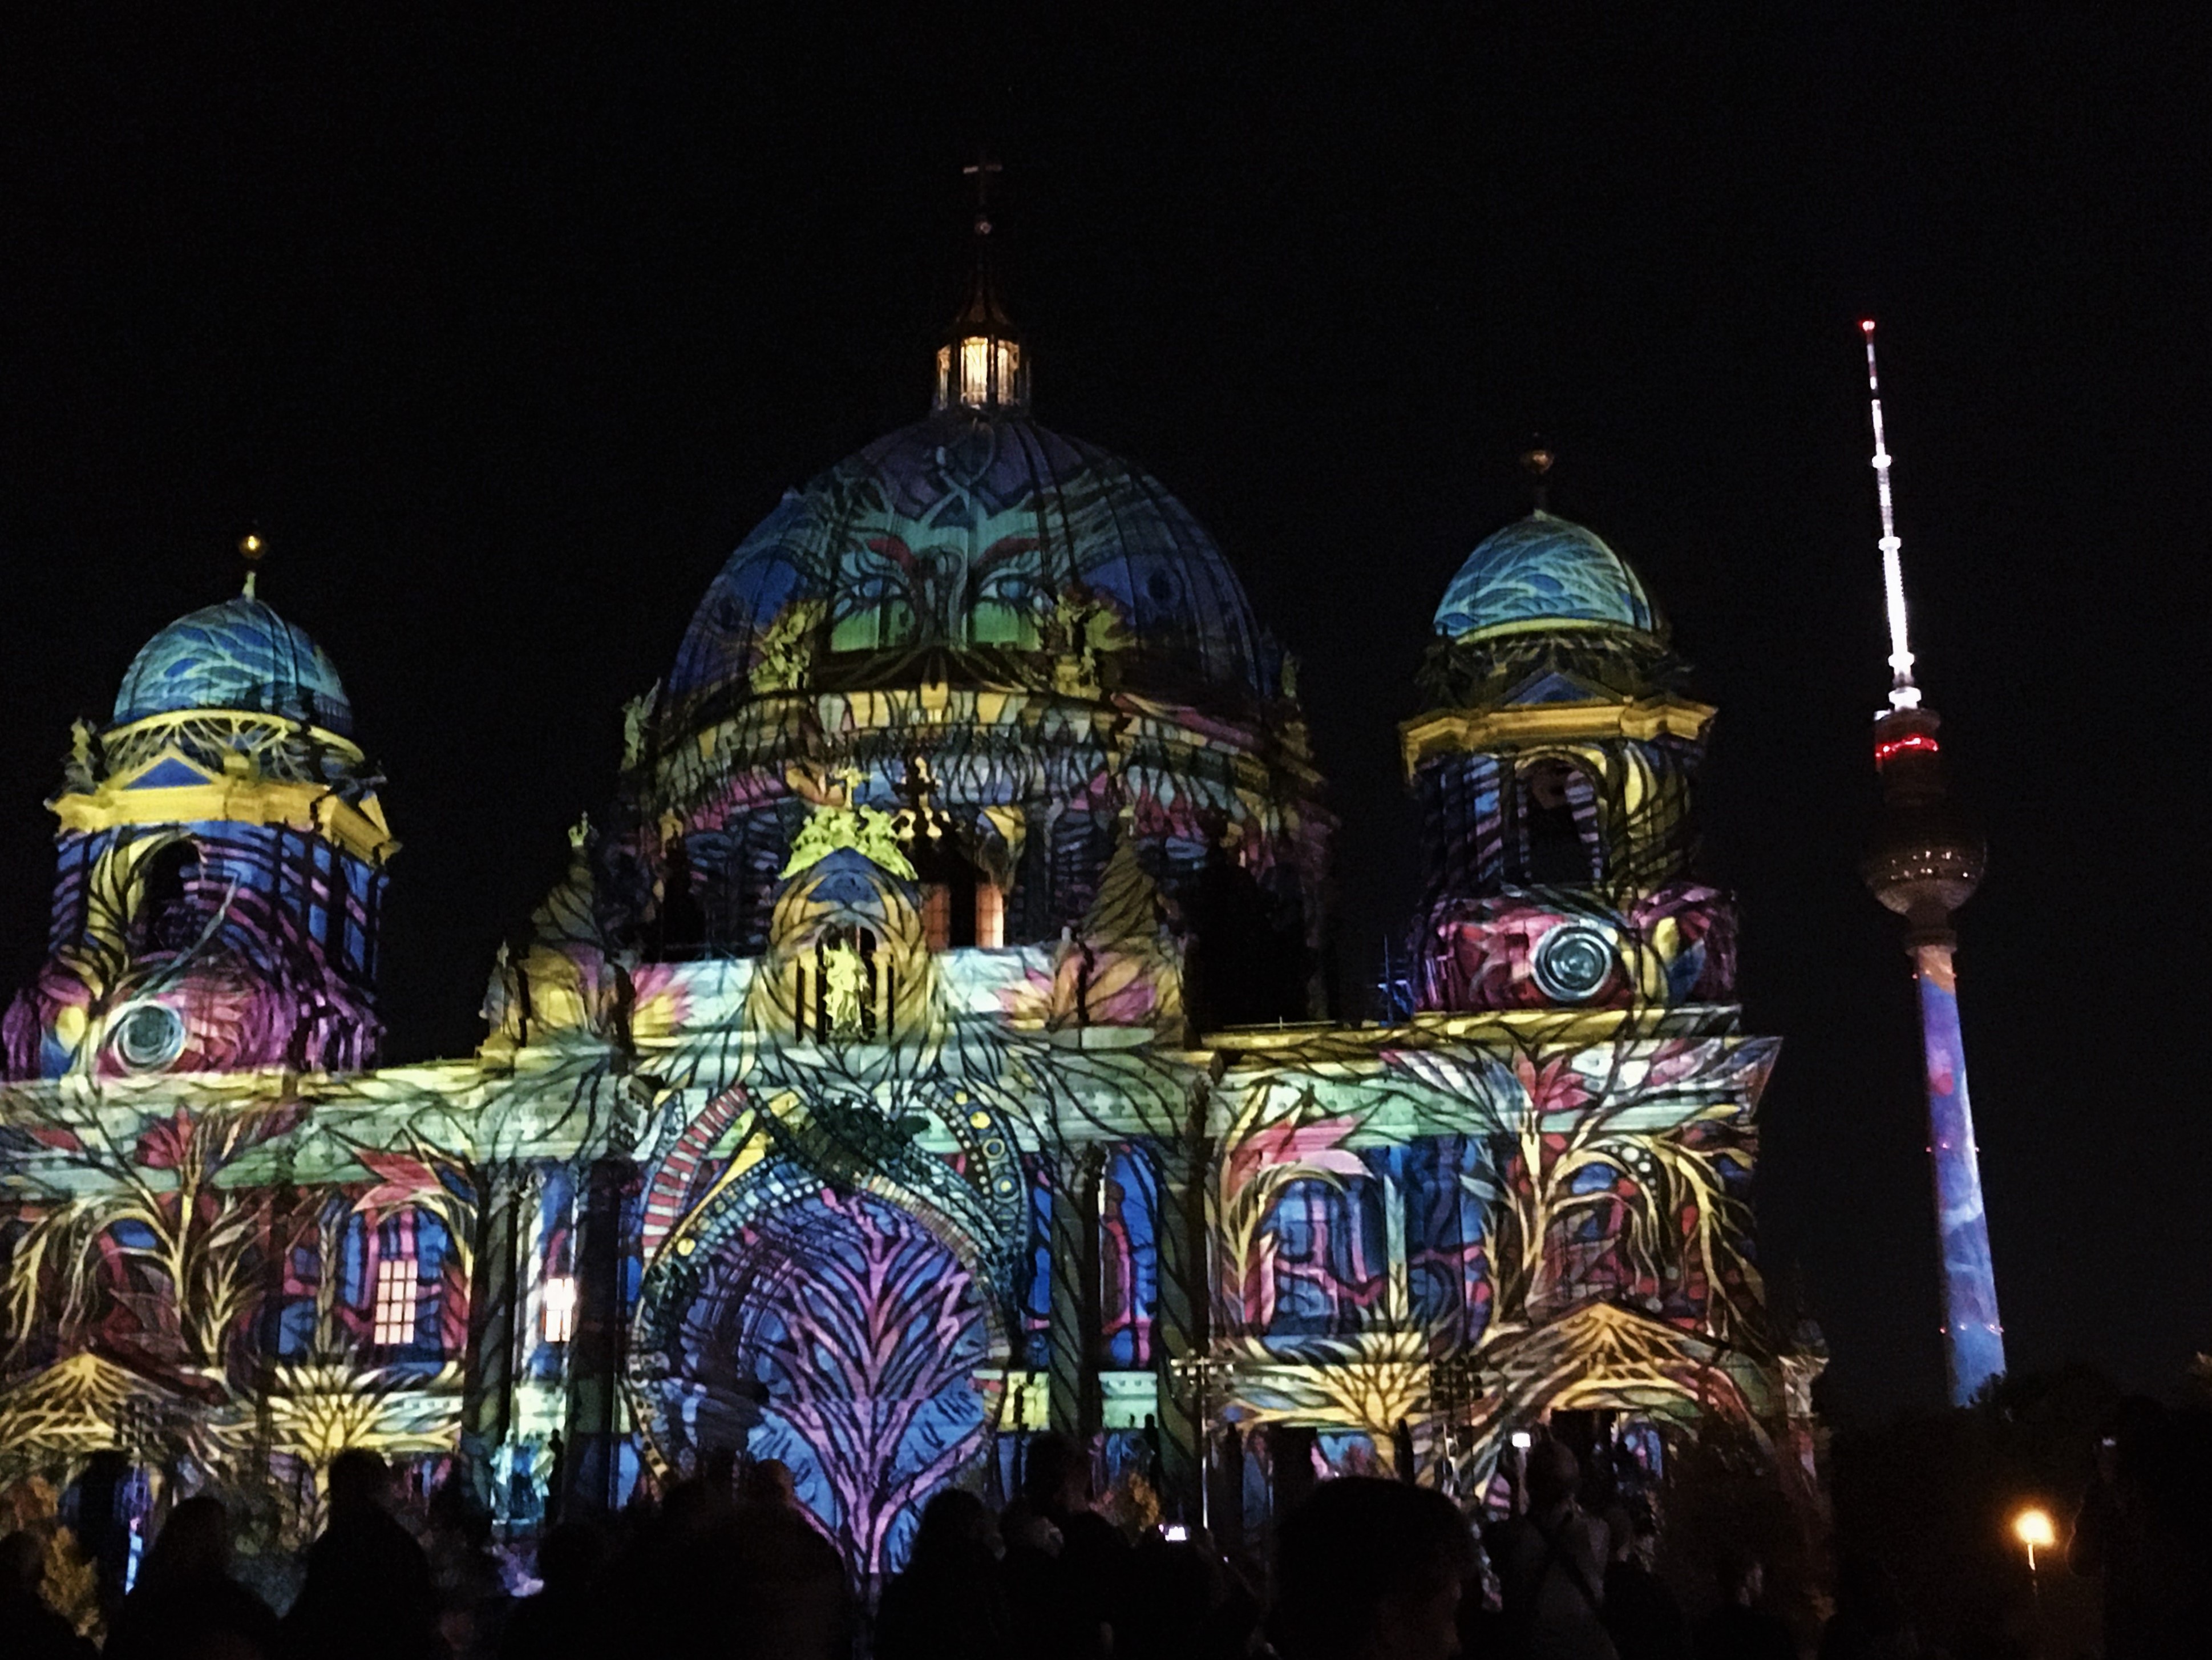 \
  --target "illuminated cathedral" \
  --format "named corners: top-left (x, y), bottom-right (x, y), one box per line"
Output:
top-left (0, 229), bottom-right (1819, 1582)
